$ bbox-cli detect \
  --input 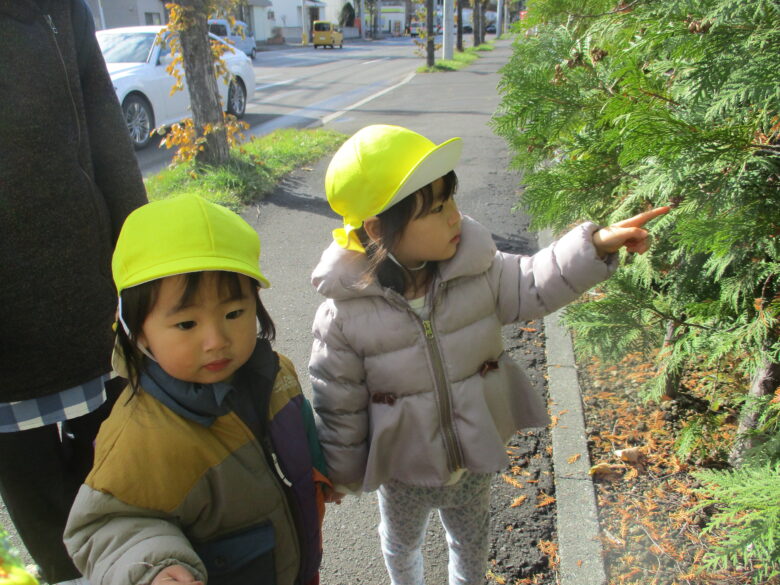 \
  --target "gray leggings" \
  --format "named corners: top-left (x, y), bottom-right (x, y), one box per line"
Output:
top-left (377, 472), bottom-right (492, 585)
